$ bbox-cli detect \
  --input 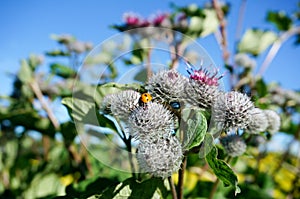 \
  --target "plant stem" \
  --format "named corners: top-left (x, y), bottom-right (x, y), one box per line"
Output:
top-left (234, 0), bottom-right (247, 43)
top-left (146, 48), bottom-right (152, 80)
top-left (168, 176), bottom-right (178, 199)
top-left (212, 0), bottom-right (230, 64)
top-left (177, 156), bottom-right (187, 199)
top-left (29, 79), bottom-right (60, 160)
top-left (257, 26), bottom-right (300, 77)
top-left (29, 80), bottom-right (60, 129)
top-left (115, 118), bottom-right (136, 178)
top-left (125, 136), bottom-right (136, 179)
top-left (208, 178), bottom-right (220, 199)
